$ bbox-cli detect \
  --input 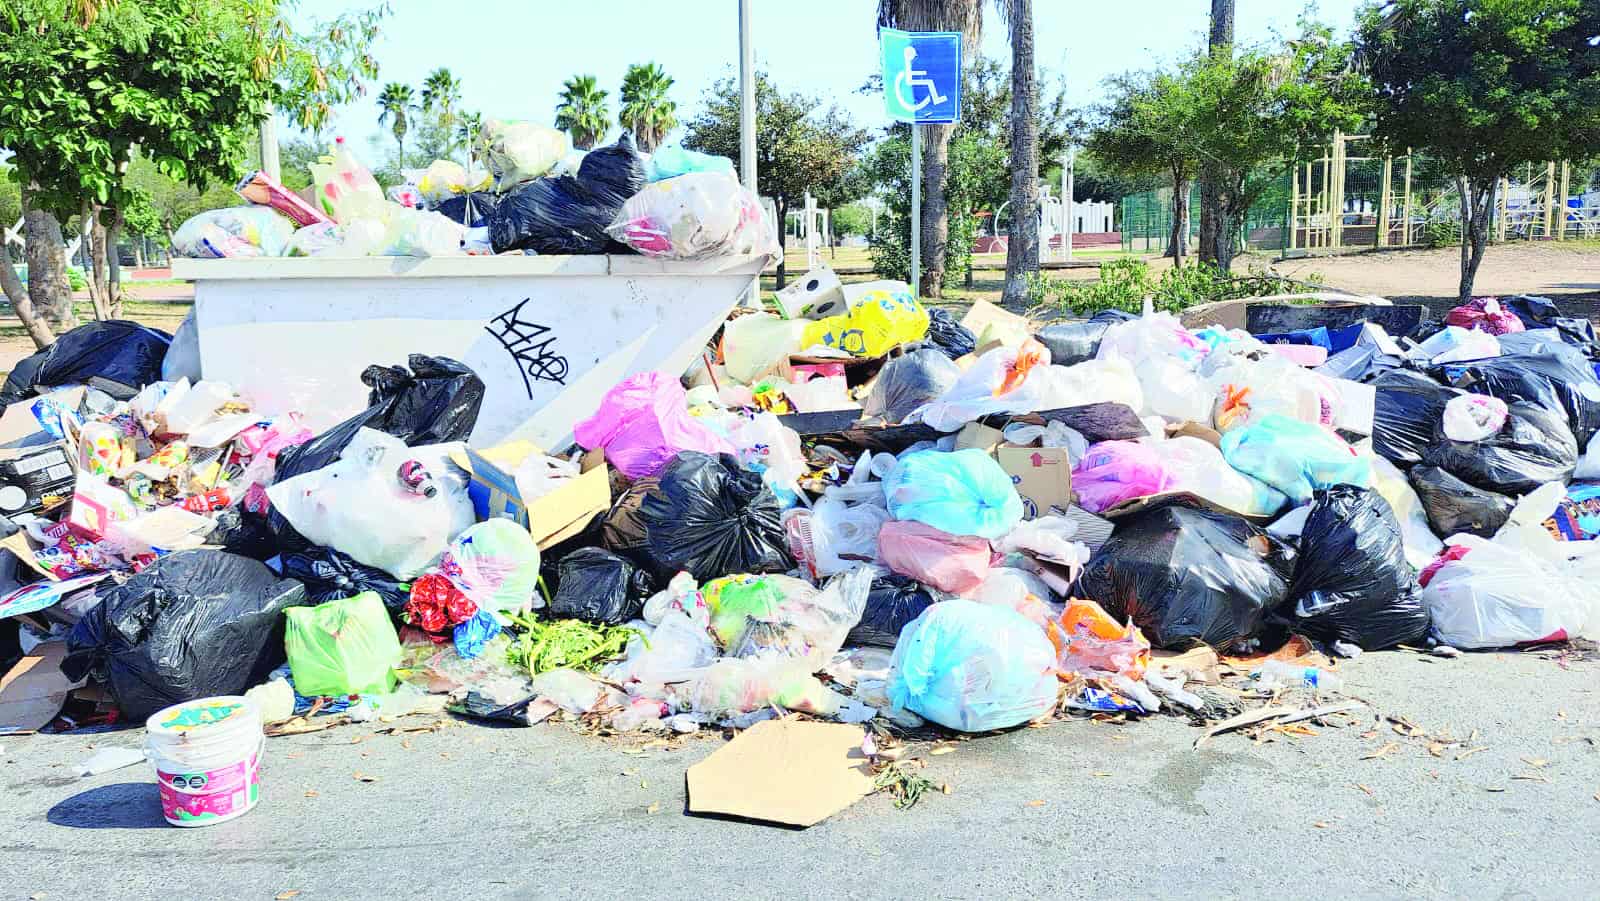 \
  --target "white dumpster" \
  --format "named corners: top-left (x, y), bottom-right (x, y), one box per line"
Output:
top-left (171, 254), bottom-right (767, 447)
